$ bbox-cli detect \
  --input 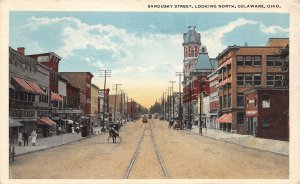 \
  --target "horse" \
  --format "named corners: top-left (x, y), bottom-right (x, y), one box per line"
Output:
top-left (108, 128), bottom-right (119, 143)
